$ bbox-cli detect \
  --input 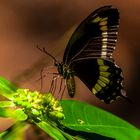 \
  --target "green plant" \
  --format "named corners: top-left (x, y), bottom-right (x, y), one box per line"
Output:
top-left (0, 77), bottom-right (140, 140)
